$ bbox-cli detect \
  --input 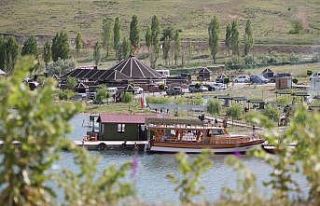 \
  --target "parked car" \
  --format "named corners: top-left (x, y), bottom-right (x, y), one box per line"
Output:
top-left (233, 75), bottom-right (250, 83)
top-left (133, 86), bottom-right (143, 94)
top-left (107, 87), bottom-right (118, 96)
top-left (86, 92), bottom-right (96, 100)
top-left (166, 86), bottom-right (184, 96)
top-left (207, 83), bottom-right (226, 91)
top-left (250, 75), bottom-right (269, 84)
top-left (189, 84), bottom-right (208, 93)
